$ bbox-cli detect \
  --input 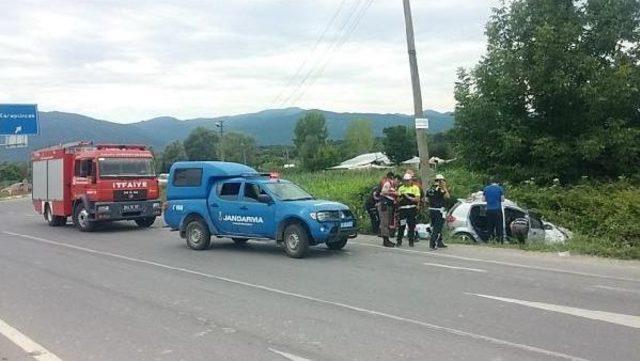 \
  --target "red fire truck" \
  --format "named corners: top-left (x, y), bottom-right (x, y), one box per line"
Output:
top-left (31, 141), bottom-right (162, 232)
